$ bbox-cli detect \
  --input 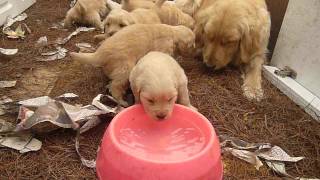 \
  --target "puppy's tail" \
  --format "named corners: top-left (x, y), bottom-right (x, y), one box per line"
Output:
top-left (155, 0), bottom-right (167, 8)
top-left (70, 52), bottom-right (103, 67)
